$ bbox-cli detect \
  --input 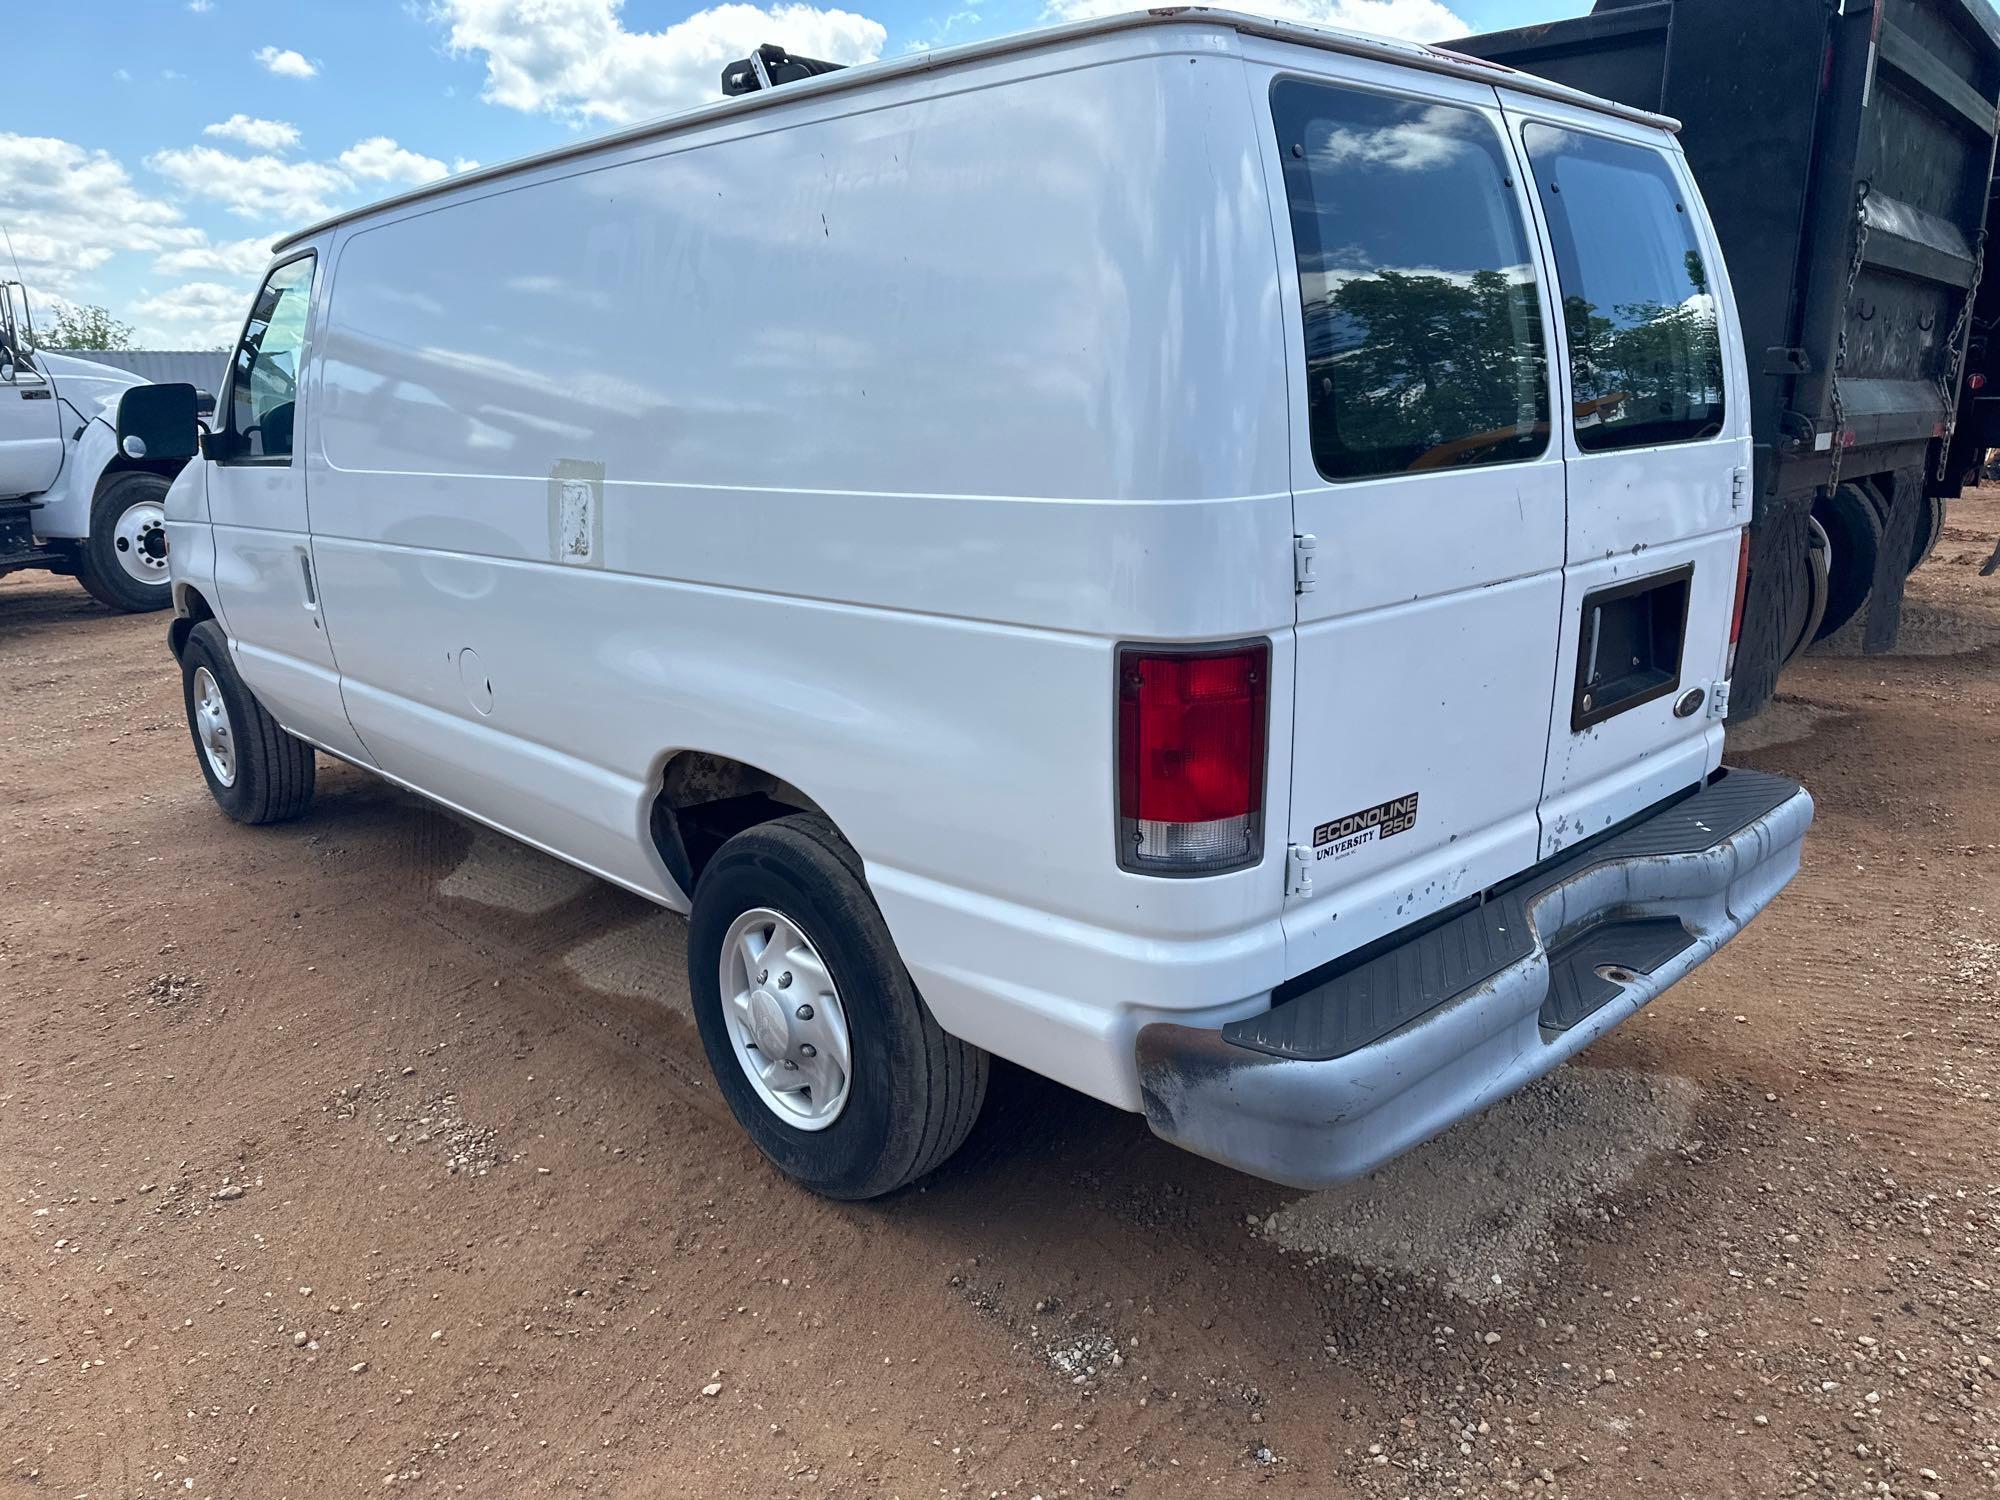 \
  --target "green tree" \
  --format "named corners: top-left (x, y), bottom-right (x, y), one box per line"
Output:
top-left (35, 303), bottom-right (136, 351)
top-left (1305, 267), bottom-right (1549, 474)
